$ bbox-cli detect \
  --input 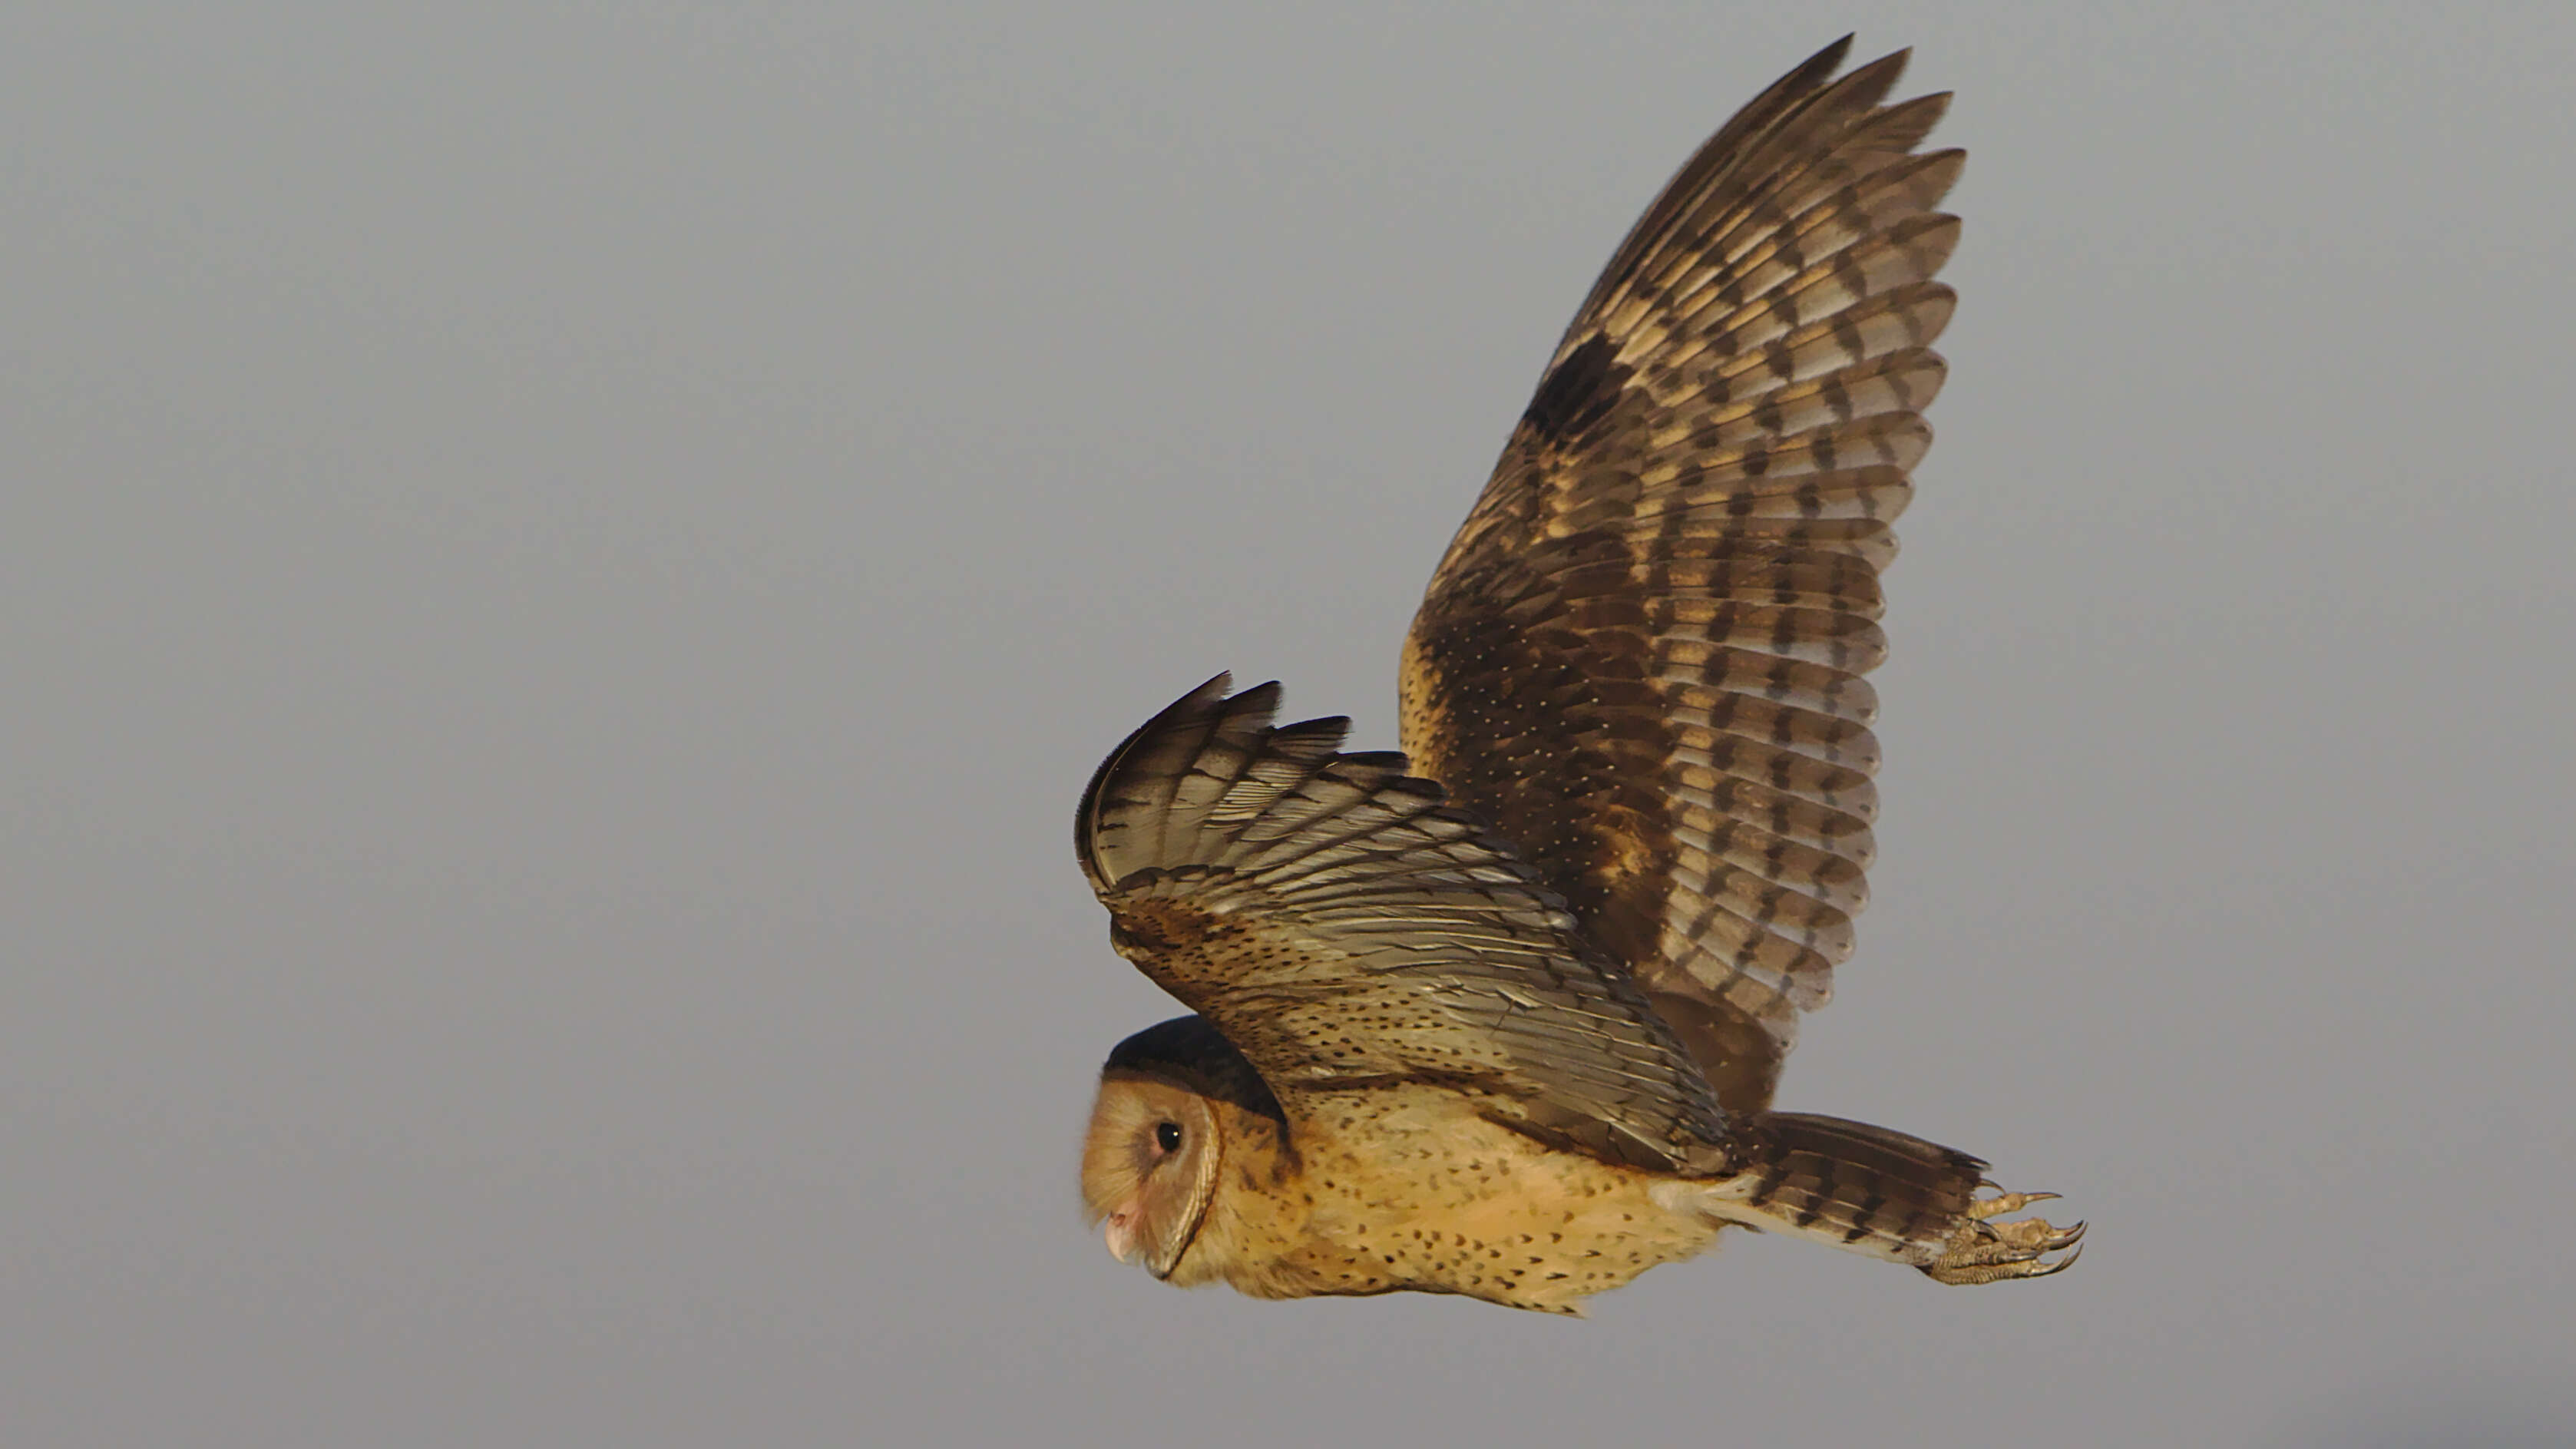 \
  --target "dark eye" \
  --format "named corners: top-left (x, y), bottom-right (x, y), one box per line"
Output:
top-left (1155, 1121), bottom-right (1183, 1153)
